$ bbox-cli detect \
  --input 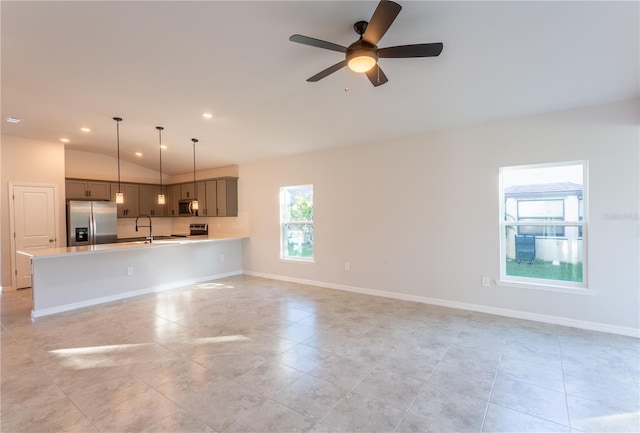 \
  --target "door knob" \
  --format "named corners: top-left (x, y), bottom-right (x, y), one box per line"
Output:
top-left (49, 239), bottom-right (54, 242)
